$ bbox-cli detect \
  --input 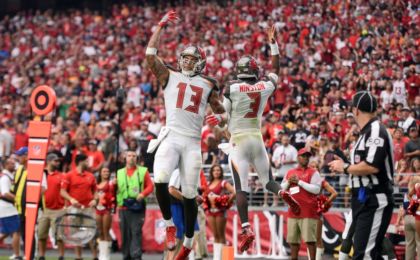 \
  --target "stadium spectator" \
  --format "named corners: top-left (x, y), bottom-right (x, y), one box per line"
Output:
top-left (0, 123), bottom-right (13, 163)
top-left (395, 159), bottom-right (411, 188)
top-left (116, 150), bottom-right (154, 260)
top-left (0, 157), bottom-right (21, 260)
top-left (399, 107), bottom-right (417, 134)
top-left (393, 127), bottom-right (408, 163)
top-left (289, 116), bottom-right (309, 151)
top-left (281, 148), bottom-right (322, 260)
top-left (86, 139), bottom-right (105, 174)
top-left (60, 153), bottom-right (98, 260)
top-left (405, 125), bottom-right (420, 162)
top-left (37, 153), bottom-right (65, 260)
top-left (270, 134), bottom-right (297, 206)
